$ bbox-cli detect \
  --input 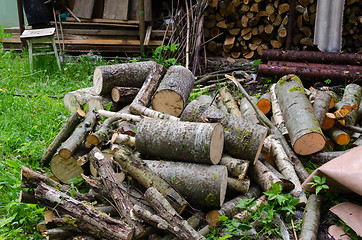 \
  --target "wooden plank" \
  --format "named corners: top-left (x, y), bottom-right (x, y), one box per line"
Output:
top-left (128, 0), bottom-right (152, 21)
top-left (50, 21), bottom-right (138, 28)
top-left (66, 17), bottom-right (139, 25)
top-left (144, 25), bottom-right (152, 46)
top-left (103, 0), bottom-right (129, 20)
top-left (72, 0), bottom-right (96, 19)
